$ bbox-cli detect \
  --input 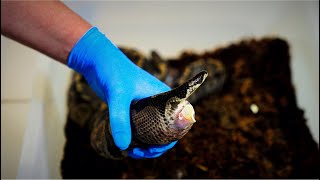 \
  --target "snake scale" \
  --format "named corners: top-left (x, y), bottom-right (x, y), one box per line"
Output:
top-left (67, 47), bottom-right (226, 159)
